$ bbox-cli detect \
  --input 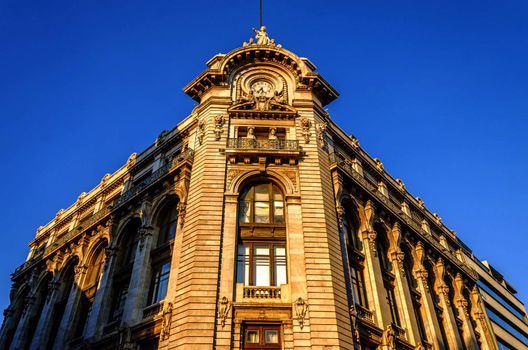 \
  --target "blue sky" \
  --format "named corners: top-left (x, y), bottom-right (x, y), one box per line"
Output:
top-left (1, 0), bottom-right (527, 315)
